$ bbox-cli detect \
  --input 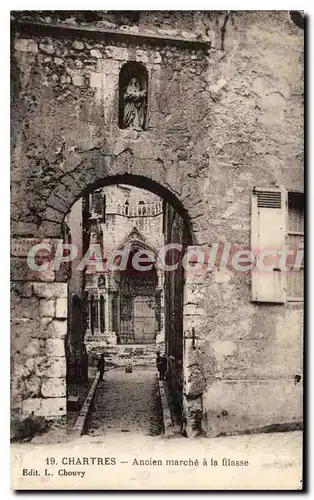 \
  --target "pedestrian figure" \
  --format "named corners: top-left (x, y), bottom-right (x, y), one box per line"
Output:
top-left (156, 351), bottom-right (161, 366)
top-left (156, 352), bottom-right (167, 380)
top-left (97, 353), bottom-right (105, 381)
